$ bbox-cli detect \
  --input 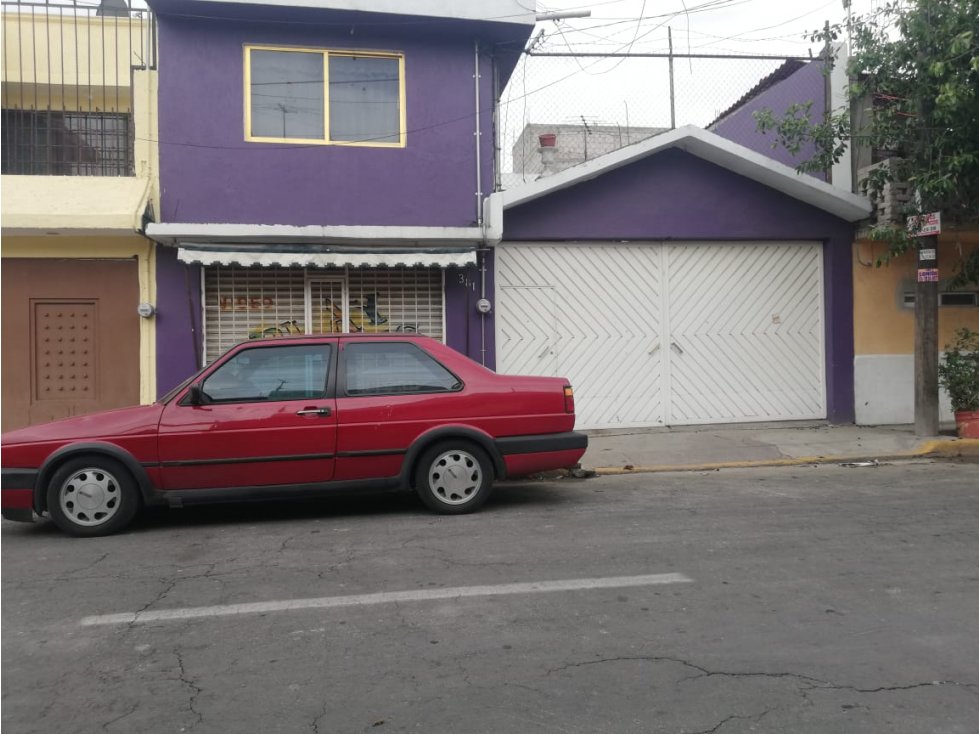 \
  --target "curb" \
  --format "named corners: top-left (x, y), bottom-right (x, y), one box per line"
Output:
top-left (588, 438), bottom-right (979, 476)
